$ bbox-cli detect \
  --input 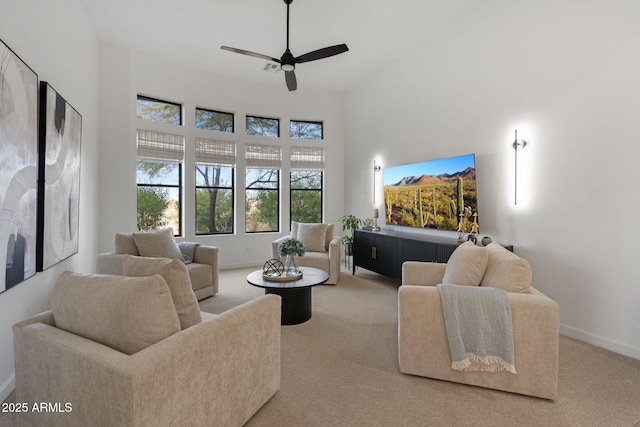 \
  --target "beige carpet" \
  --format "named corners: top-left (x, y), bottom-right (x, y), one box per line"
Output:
top-left (3, 267), bottom-right (640, 427)
top-left (201, 267), bottom-right (640, 427)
